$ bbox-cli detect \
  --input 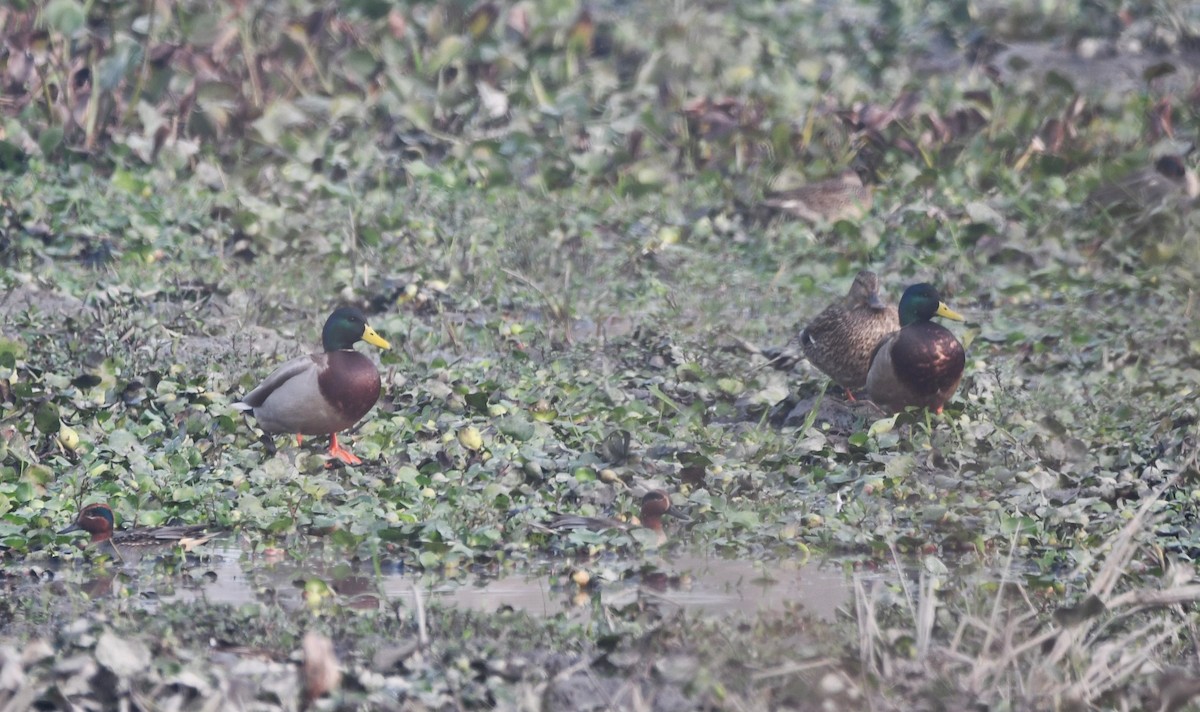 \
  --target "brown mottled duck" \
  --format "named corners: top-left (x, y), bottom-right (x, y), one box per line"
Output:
top-left (762, 169), bottom-right (872, 224)
top-left (767, 271), bottom-right (898, 400)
